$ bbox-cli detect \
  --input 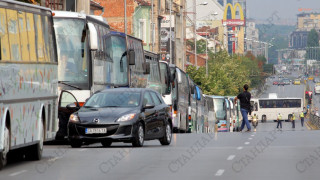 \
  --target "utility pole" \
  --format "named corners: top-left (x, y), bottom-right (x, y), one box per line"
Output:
top-left (193, 0), bottom-right (197, 68)
top-left (169, 0), bottom-right (172, 64)
top-left (124, 0), bottom-right (127, 34)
